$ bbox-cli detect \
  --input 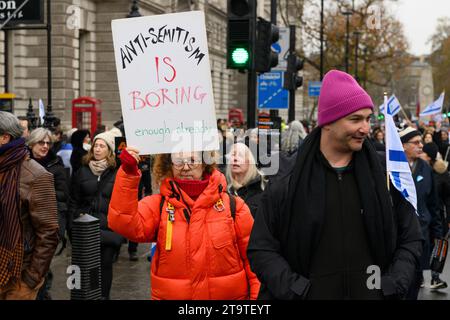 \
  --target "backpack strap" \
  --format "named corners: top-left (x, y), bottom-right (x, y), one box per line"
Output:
top-left (227, 192), bottom-right (236, 221)
top-left (159, 195), bottom-right (165, 215)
